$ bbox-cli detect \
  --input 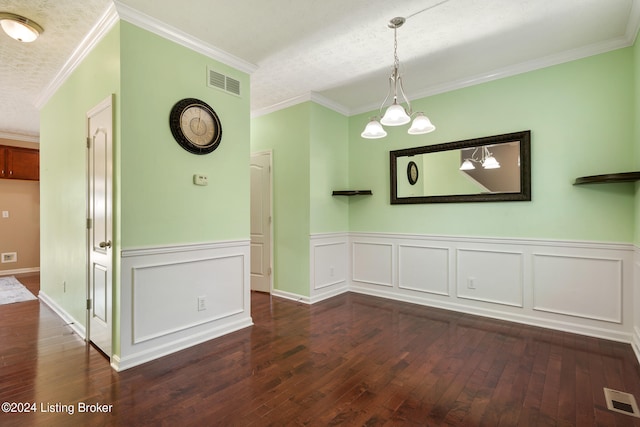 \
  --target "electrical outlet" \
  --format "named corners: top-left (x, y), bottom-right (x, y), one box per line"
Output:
top-left (197, 296), bottom-right (206, 311)
top-left (330, 266), bottom-right (335, 277)
top-left (63, 281), bottom-right (66, 293)
top-left (467, 277), bottom-right (476, 289)
top-left (2, 211), bottom-right (8, 218)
